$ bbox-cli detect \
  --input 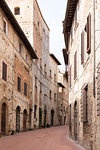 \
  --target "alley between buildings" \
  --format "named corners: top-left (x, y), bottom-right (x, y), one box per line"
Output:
top-left (0, 126), bottom-right (85, 150)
